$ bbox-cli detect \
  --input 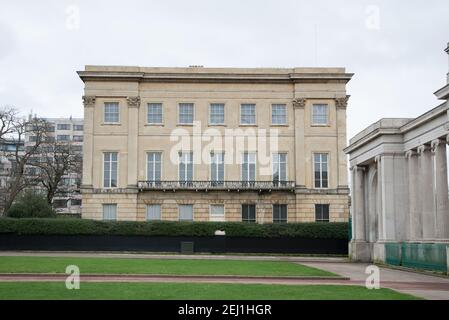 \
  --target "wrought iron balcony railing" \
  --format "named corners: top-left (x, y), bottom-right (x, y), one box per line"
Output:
top-left (137, 180), bottom-right (295, 192)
